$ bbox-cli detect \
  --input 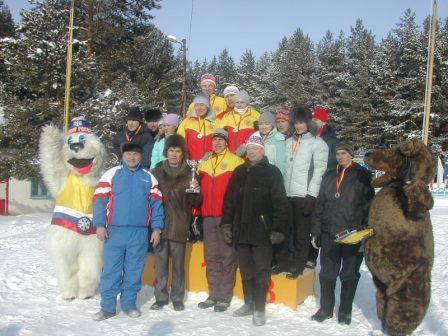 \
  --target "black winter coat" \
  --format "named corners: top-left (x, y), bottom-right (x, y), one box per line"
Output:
top-left (112, 124), bottom-right (154, 169)
top-left (221, 157), bottom-right (289, 246)
top-left (320, 125), bottom-right (339, 170)
top-left (311, 162), bottom-right (374, 238)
